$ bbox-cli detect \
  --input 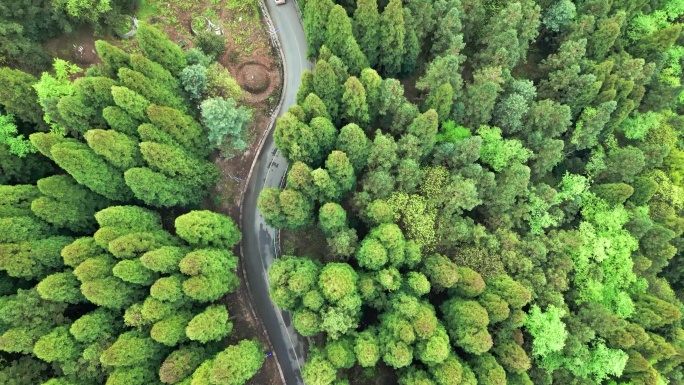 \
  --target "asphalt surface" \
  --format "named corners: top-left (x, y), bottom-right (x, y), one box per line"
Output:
top-left (242, 1), bottom-right (311, 384)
